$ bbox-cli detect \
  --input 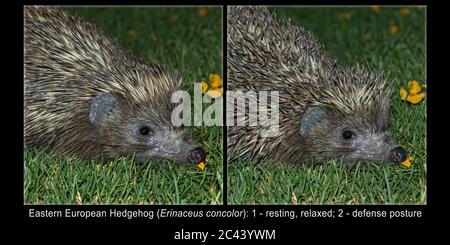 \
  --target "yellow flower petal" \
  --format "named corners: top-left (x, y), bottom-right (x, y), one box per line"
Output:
top-left (207, 87), bottom-right (223, 98)
top-left (201, 80), bottom-right (208, 94)
top-left (399, 8), bottom-right (411, 16)
top-left (127, 29), bottom-right (136, 37)
top-left (371, 6), bottom-right (381, 13)
top-left (406, 92), bottom-right (425, 104)
top-left (197, 162), bottom-right (205, 170)
top-left (401, 156), bottom-right (414, 168)
top-left (339, 12), bottom-right (352, 21)
top-left (209, 73), bottom-right (222, 88)
top-left (400, 87), bottom-right (408, 100)
top-left (408, 80), bottom-right (422, 94)
top-left (391, 24), bottom-right (399, 34)
top-left (198, 7), bottom-right (207, 17)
